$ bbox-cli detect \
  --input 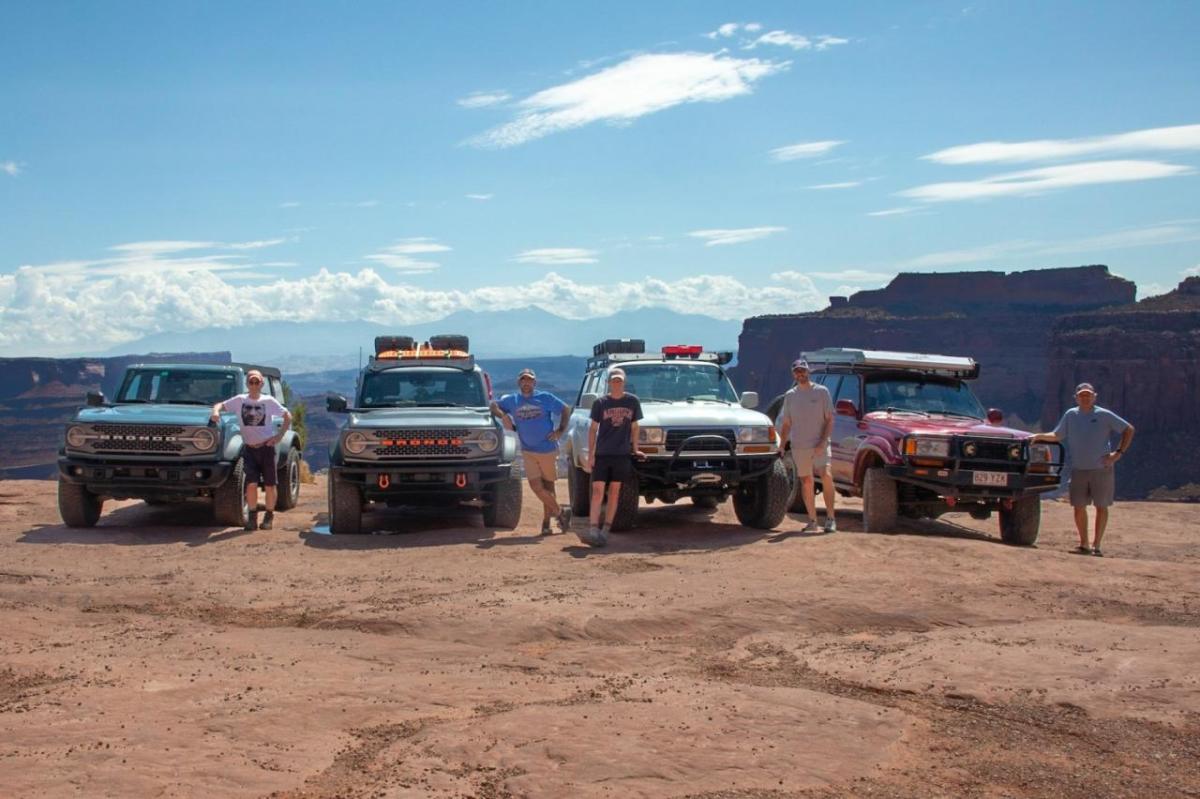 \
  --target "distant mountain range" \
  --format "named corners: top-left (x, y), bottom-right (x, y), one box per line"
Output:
top-left (100, 307), bottom-right (742, 374)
